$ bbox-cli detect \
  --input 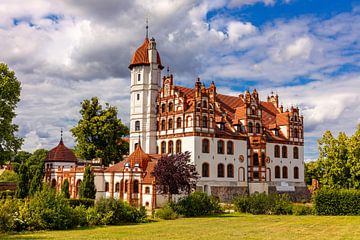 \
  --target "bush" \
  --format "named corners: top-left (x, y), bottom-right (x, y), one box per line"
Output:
top-left (0, 190), bottom-right (16, 199)
top-left (314, 188), bottom-right (360, 215)
top-left (156, 204), bottom-right (177, 220)
top-left (95, 198), bottom-right (147, 224)
top-left (292, 204), bottom-right (313, 216)
top-left (68, 198), bottom-right (95, 208)
top-left (171, 192), bottom-right (222, 217)
top-left (233, 193), bottom-right (292, 215)
top-left (0, 198), bottom-right (22, 232)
